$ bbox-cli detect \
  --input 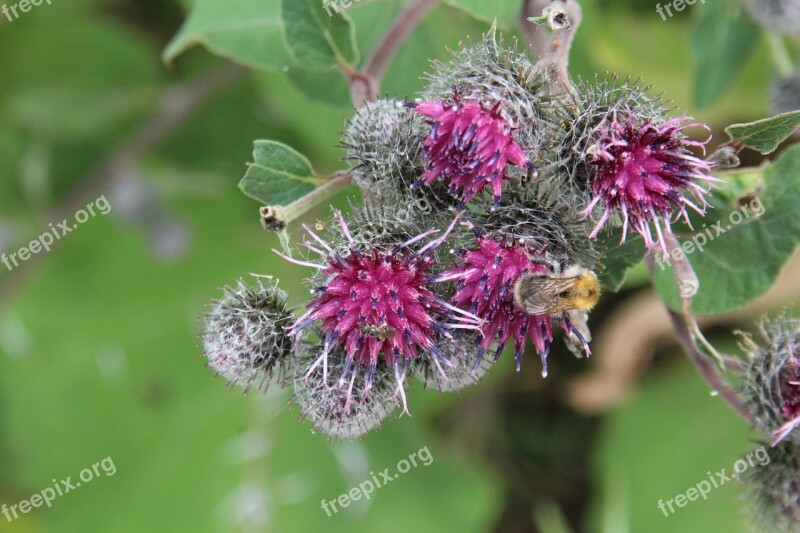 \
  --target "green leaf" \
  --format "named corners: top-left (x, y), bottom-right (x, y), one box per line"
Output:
top-left (715, 167), bottom-right (764, 201)
top-left (725, 111), bottom-right (800, 154)
top-left (286, 64), bottom-right (352, 107)
top-left (280, 0), bottom-right (359, 69)
top-left (163, 0), bottom-right (291, 70)
top-left (690, 1), bottom-right (759, 109)
top-left (597, 230), bottom-right (646, 292)
top-left (442, 0), bottom-right (519, 29)
top-left (653, 145), bottom-right (800, 315)
top-left (239, 140), bottom-right (321, 205)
